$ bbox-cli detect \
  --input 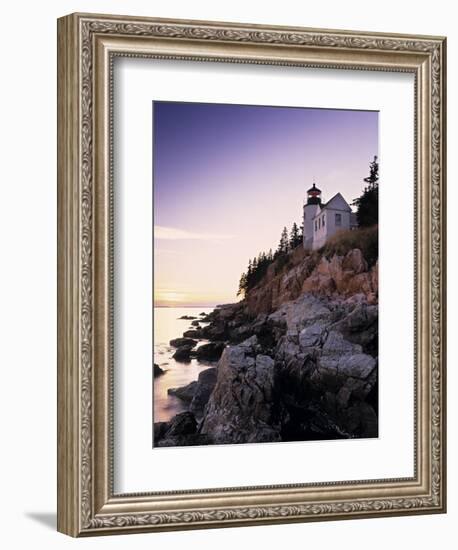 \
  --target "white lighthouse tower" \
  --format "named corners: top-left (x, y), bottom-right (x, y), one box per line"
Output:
top-left (302, 183), bottom-right (322, 250)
